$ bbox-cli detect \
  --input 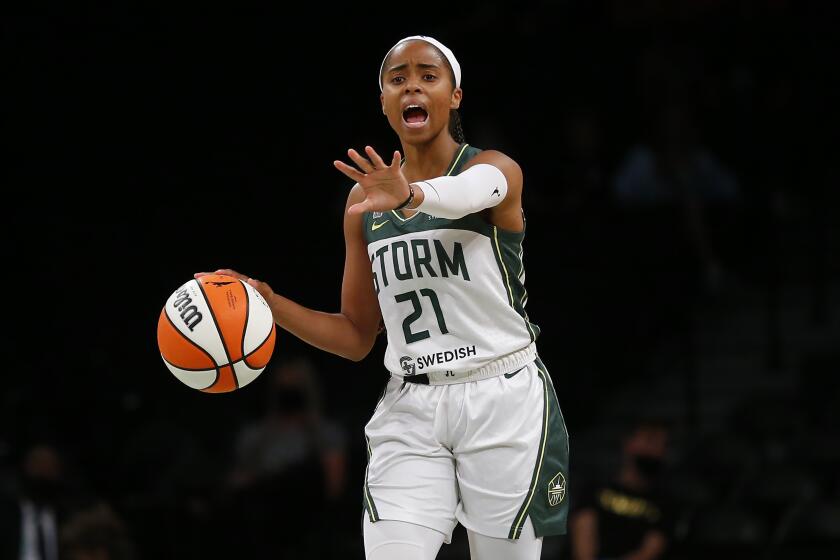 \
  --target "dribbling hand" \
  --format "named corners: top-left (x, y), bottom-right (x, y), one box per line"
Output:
top-left (194, 269), bottom-right (275, 303)
top-left (334, 146), bottom-right (411, 215)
